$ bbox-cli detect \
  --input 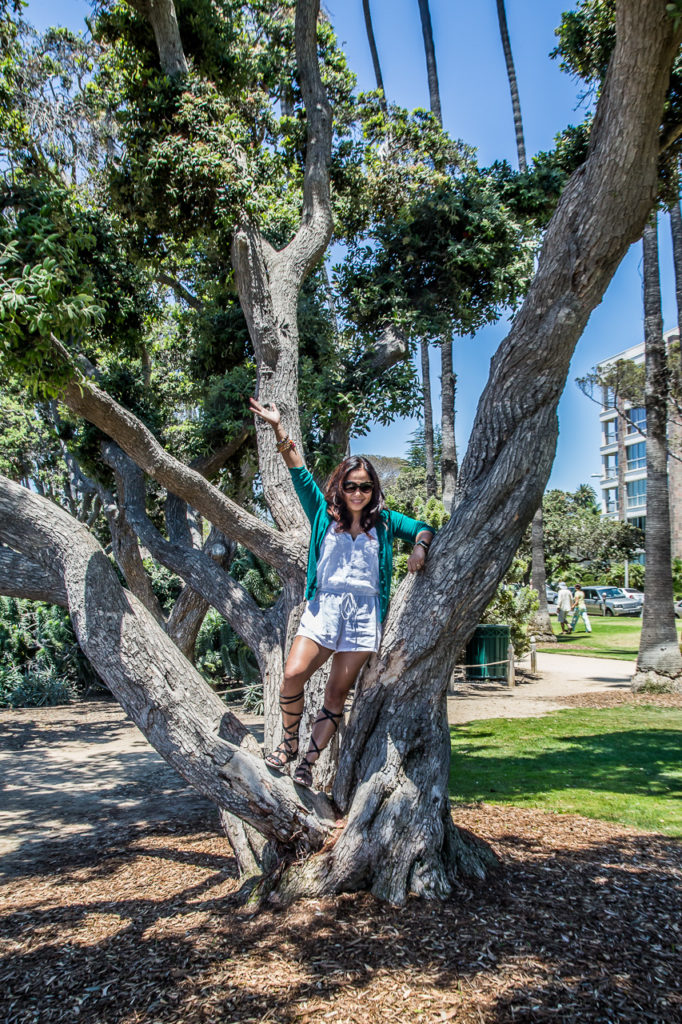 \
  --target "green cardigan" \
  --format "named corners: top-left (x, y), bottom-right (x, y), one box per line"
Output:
top-left (289, 466), bottom-right (435, 622)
